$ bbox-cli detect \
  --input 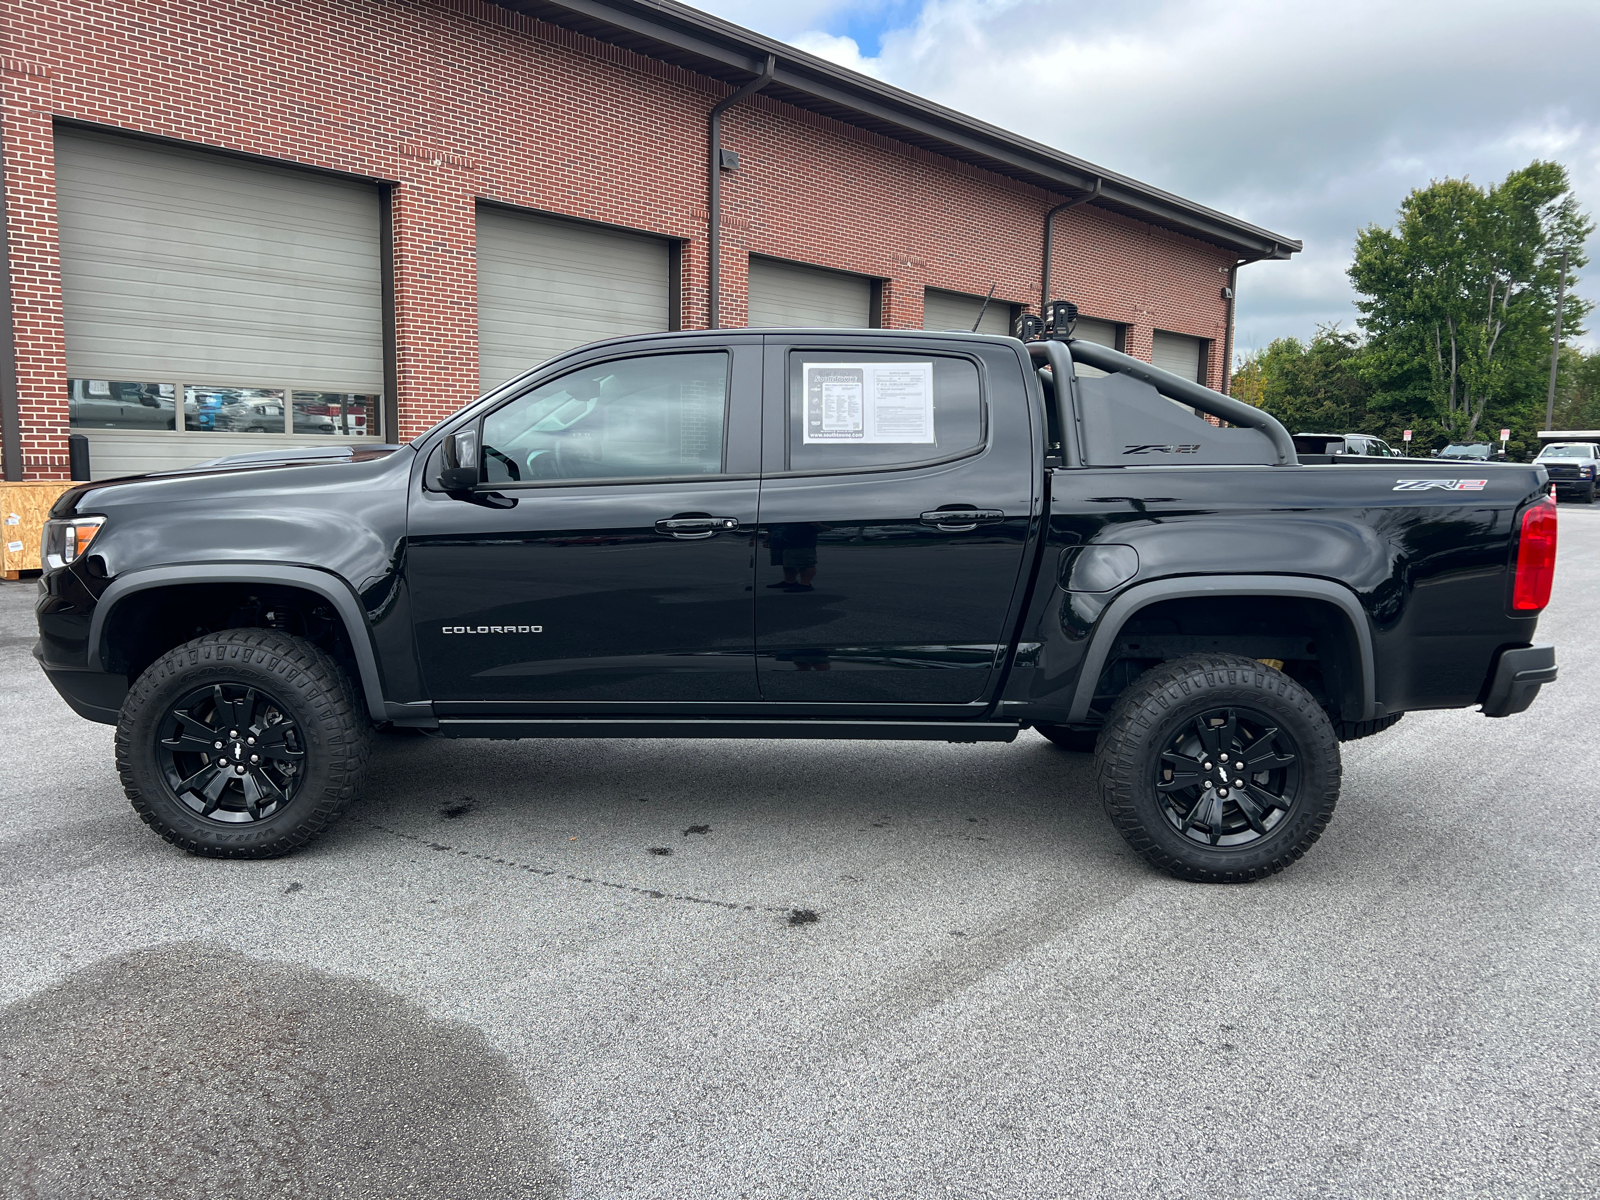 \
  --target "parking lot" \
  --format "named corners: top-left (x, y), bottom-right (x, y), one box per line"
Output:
top-left (2, 510), bottom-right (1597, 1200)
